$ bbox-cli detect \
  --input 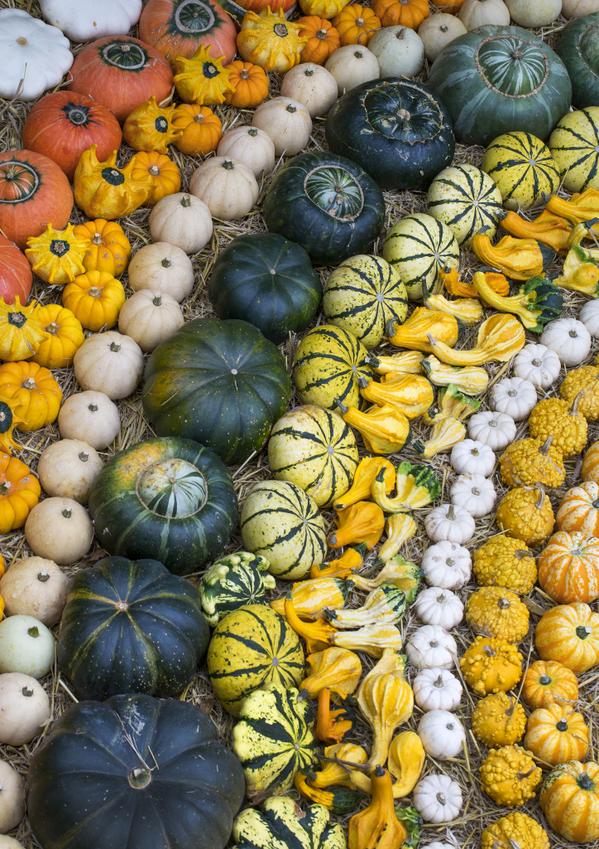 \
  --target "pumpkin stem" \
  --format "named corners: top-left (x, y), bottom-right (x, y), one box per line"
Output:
top-left (109, 342), bottom-right (121, 352)
top-left (37, 572), bottom-right (50, 583)
top-left (577, 772), bottom-right (595, 791)
top-left (21, 687), bottom-right (33, 697)
top-left (128, 767), bottom-right (153, 789)
top-left (571, 391), bottom-right (585, 416)
top-left (222, 160), bottom-right (235, 170)
top-left (152, 295), bottom-right (163, 306)
top-left (534, 488), bottom-right (545, 510)
top-left (92, 233), bottom-right (103, 245)
top-left (22, 378), bottom-right (36, 390)
top-left (446, 503), bottom-right (456, 521)
top-left (248, 128), bottom-right (258, 137)
top-left (28, 627), bottom-right (40, 638)
top-left (78, 451), bottom-right (89, 462)
top-left (180, 195), bottom-right (192, 208)
top-left (161, 258), bottom-right (172, 268)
